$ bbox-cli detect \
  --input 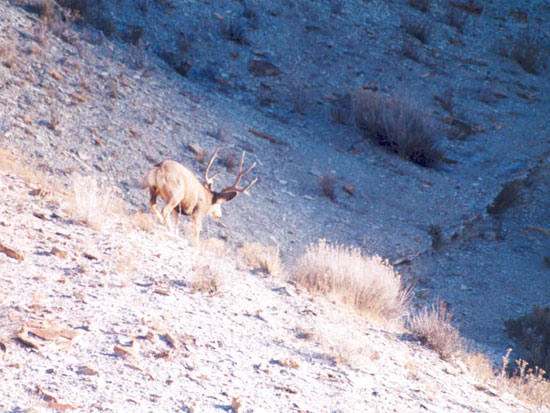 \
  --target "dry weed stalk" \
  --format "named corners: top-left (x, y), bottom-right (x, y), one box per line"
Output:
top-left (293, 240), bottom-right (409, 324)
